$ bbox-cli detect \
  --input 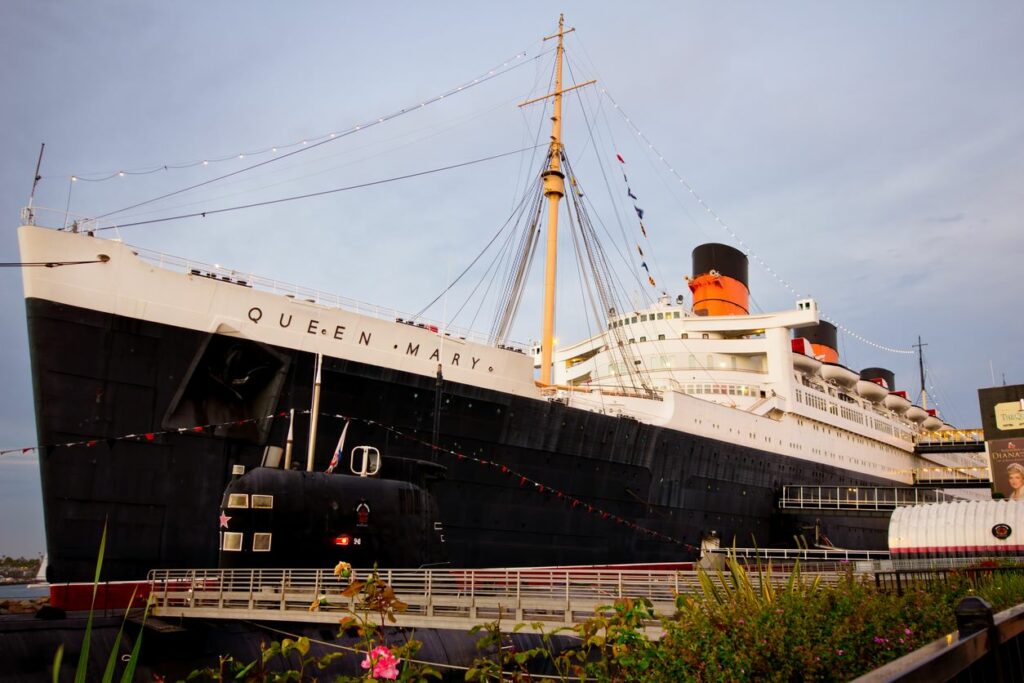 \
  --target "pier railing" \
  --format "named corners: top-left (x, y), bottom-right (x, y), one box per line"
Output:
top-left (852, 598), bottom-right (1024, 682)
top-left (779, 485), bottom-right (955, 512)
top-left (145, 566), bottom-right (844, 634)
